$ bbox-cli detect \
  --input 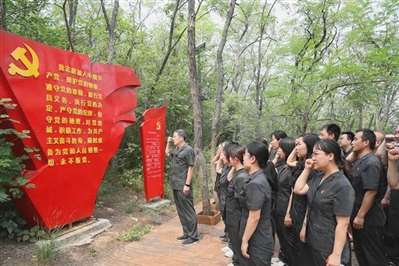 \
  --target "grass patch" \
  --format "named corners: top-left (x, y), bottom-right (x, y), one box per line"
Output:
top-left (117, 224), bottom-right (152, 242)
top-left (34, 240), bottom-right (57, 265)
